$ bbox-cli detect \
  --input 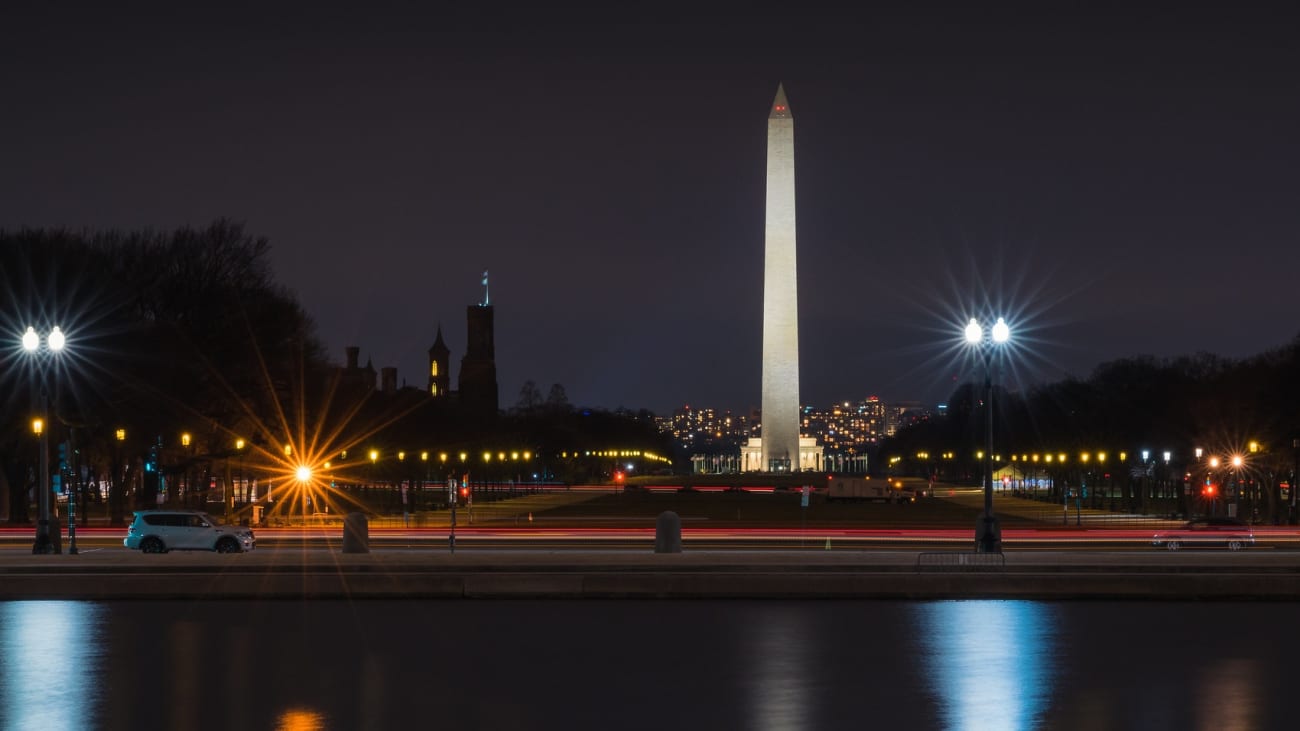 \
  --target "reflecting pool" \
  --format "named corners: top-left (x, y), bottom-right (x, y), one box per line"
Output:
top-left (0, 600), bottom-right (1295, 730)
